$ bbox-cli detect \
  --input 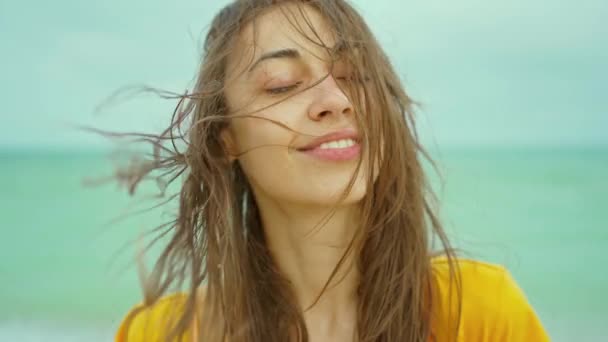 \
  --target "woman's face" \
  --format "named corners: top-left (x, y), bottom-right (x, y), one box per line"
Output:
top-left (222, 4), bottom-right (373, 209)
